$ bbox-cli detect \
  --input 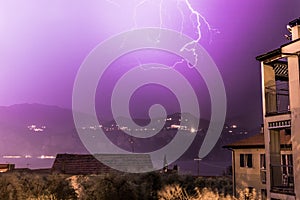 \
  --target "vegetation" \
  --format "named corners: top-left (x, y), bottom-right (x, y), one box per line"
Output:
top-left (0, 171), bottom-right (257, 200)
top-left (0, 172), bottom-right (77, 200)
top-left (158, 185), bottom-right (259, 200)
